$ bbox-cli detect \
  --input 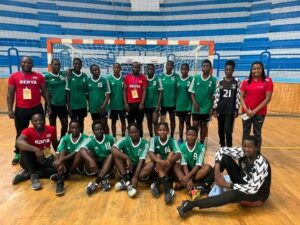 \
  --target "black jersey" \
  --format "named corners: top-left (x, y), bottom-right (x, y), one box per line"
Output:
top-left (213, 77), bottom-right (240, 114)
